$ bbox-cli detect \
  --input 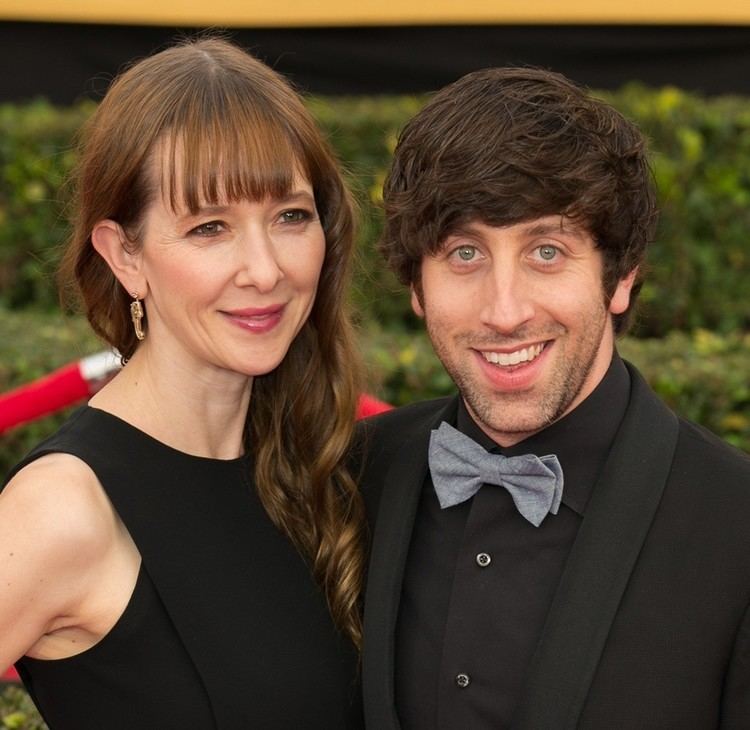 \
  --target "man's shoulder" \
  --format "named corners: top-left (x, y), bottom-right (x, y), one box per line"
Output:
top-left (356, 395), bottom-right (455, 457)
top-left (628, 364), bottom-right (750, 500)
top-left (353, 396), bottom-right (455, 513)
top-left (675, 416), bottom-right (750, 483)
top-left (627, 359), bottom-right (750, 482)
